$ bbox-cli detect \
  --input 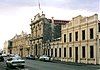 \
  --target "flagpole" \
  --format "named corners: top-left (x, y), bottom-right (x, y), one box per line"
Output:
top-left (38, 0), bottom-right (44, 15)
top-left (38, 0), bottom-right (41, 10)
